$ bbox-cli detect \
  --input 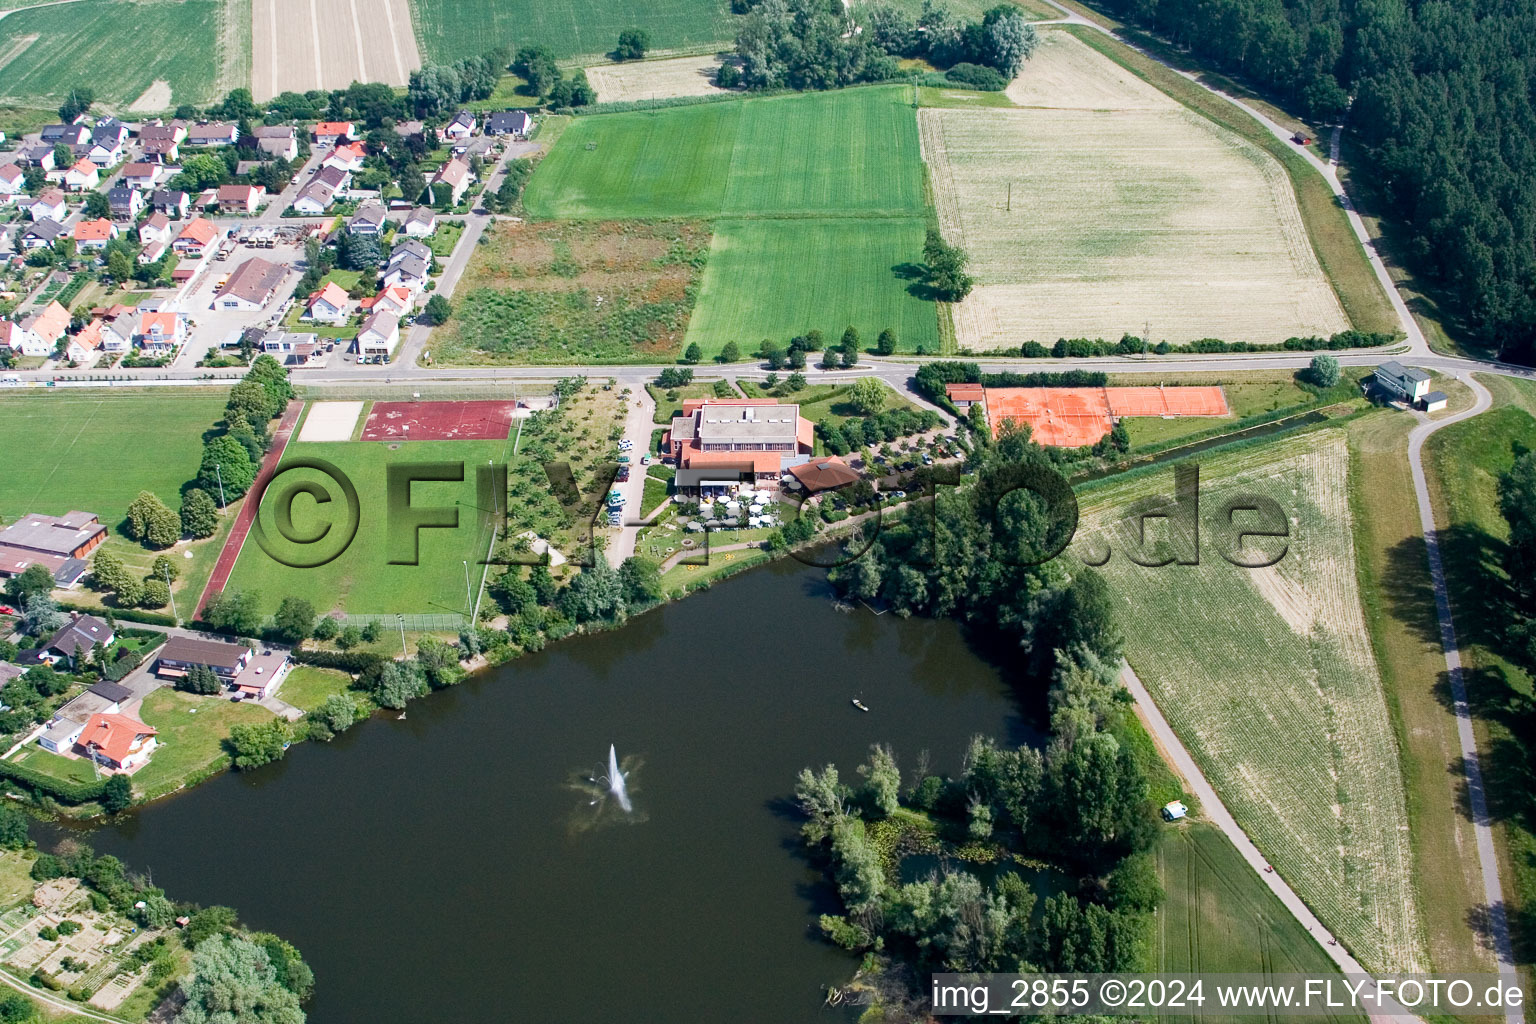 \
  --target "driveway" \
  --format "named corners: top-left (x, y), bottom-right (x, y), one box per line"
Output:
top-left (607, 385), bottom-right (658, 566)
